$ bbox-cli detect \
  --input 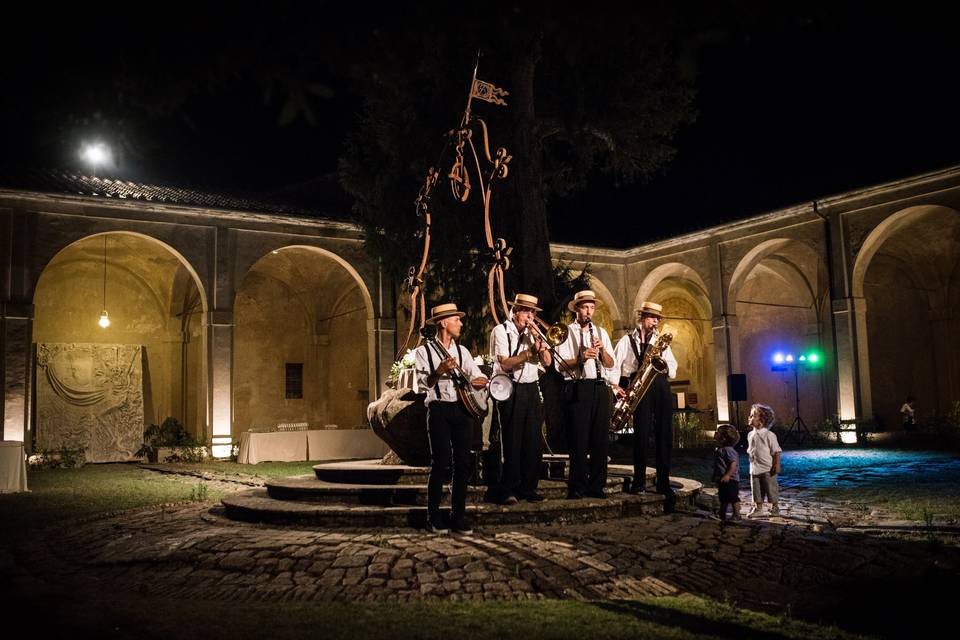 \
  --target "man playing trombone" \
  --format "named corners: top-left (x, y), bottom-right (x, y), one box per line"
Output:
top-left (416, 303), bottom-right (488, 534)
top-left (488, 293), bottom-right (552, 505)
top-left (556, 290), bottom-right (616, 499)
